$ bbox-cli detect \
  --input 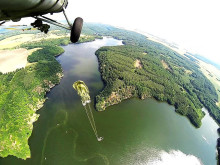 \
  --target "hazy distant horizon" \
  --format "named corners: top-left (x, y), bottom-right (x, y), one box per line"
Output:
top-left (3, 20), bottom-right (220, 70)
top-left (2, 0), bottom-right (220, 65)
